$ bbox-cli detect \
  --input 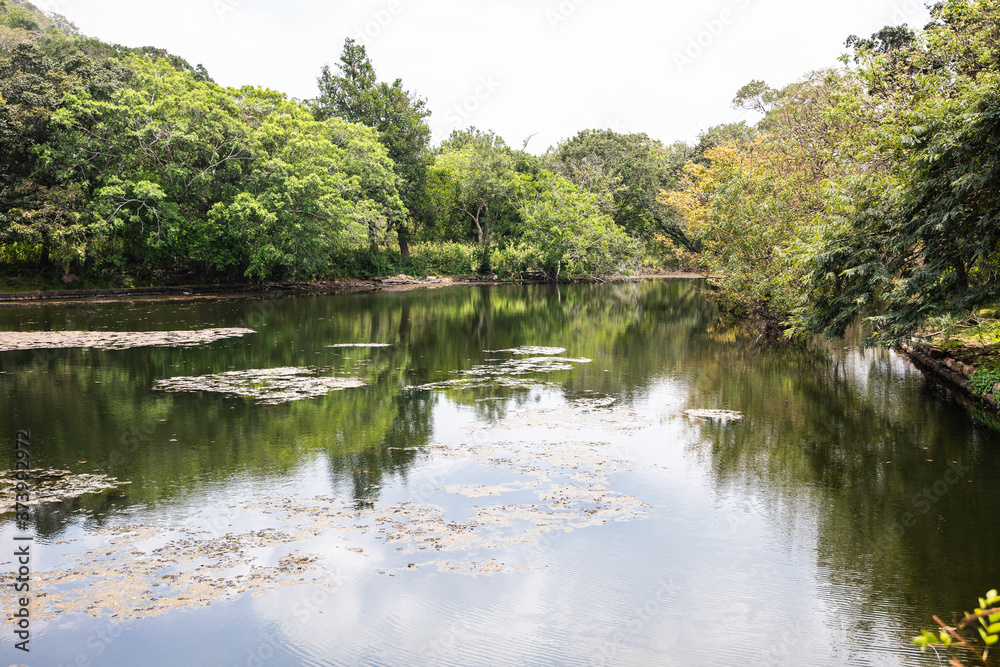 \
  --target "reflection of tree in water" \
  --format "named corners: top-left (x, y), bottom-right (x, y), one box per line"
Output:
top-left (0, 279), bottom-right (720, 516)
top-left (331, 389), bottom-right (434, 506)
top-left (683, 327), bottom-right (1000, 639)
